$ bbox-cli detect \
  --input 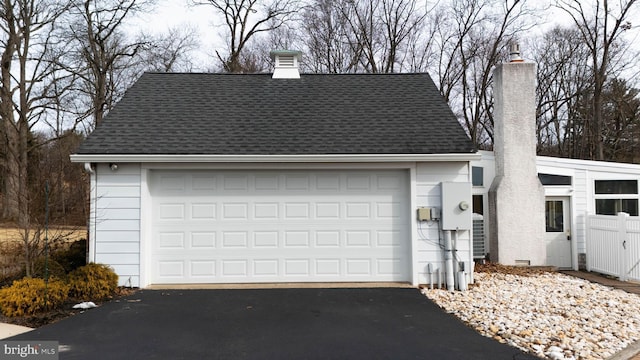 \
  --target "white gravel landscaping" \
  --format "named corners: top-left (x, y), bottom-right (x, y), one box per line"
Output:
top-left (422, 271), bottom-right (640, 360)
